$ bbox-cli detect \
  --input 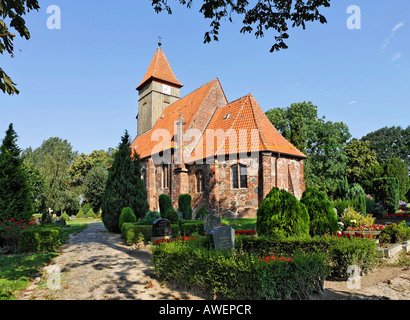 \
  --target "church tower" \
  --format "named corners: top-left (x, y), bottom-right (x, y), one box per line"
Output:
top-left (136, 44), bottom-right (183, 136)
